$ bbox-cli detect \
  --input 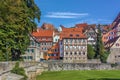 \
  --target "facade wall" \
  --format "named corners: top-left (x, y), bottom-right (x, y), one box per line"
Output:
top-left (59, 40), bottom-right (64, 58)
top-left (63, 38), bottom-right (87, 63)
top-left (107, 37), bottom-right (120, 63)
top-left (40, 42), bottom-right (53, 59)
top-left (86, 28), bottom-right (97, 45)
top-left (23, 37), bottom-right (40, 61)
top-left (53, 35), bottom-right (60, 44)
